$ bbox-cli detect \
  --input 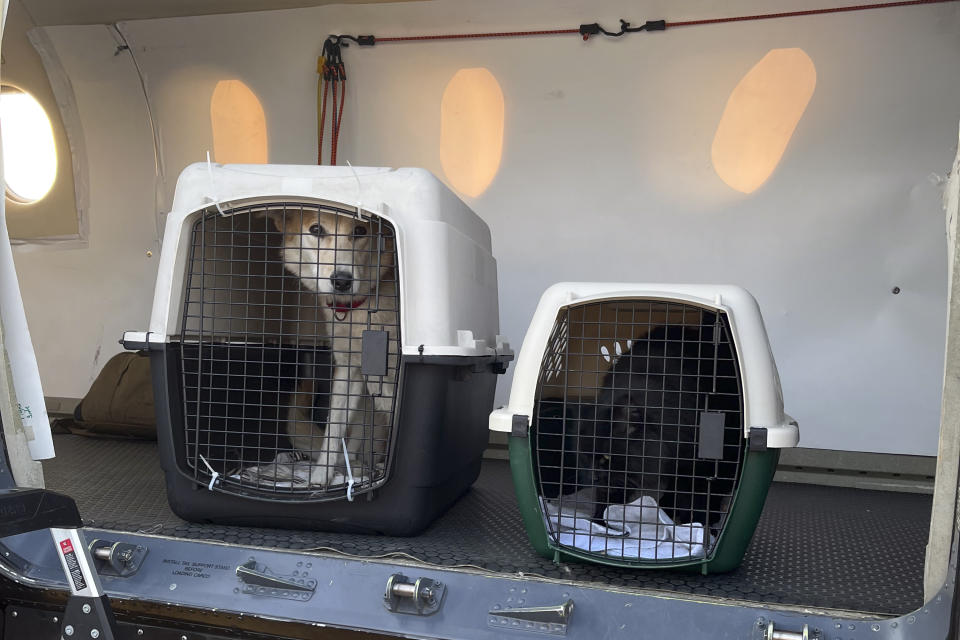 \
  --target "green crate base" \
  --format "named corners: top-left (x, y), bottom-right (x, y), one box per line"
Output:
top-left (509, 435), bottom-right (780, 574)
